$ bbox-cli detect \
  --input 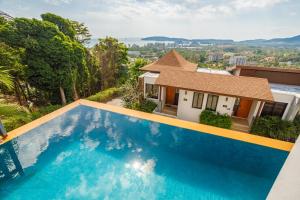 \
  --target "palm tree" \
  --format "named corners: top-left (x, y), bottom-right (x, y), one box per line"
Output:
top-left (0, 66), bottom-right (13, 89)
